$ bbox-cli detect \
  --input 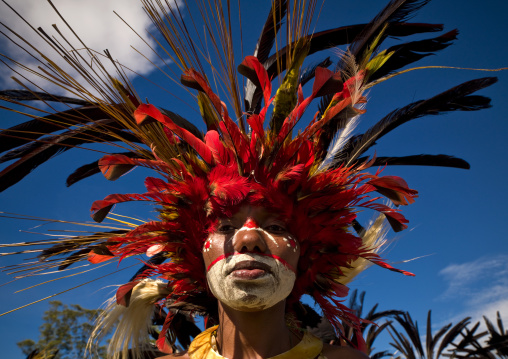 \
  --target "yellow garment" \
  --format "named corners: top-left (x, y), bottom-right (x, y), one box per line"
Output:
top-left (188, 325), bottom-right (326, 359)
